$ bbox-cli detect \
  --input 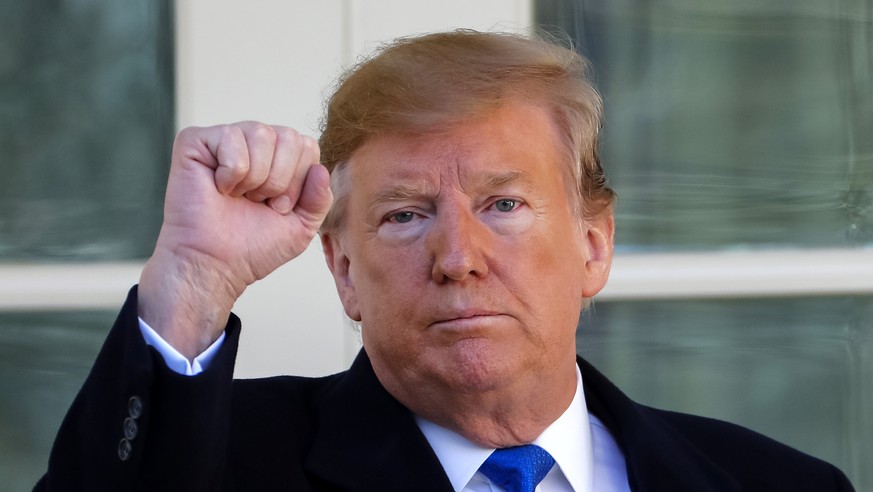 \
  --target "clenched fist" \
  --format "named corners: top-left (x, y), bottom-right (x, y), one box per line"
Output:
top-left (138, 122), bottom-right (333, 359)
